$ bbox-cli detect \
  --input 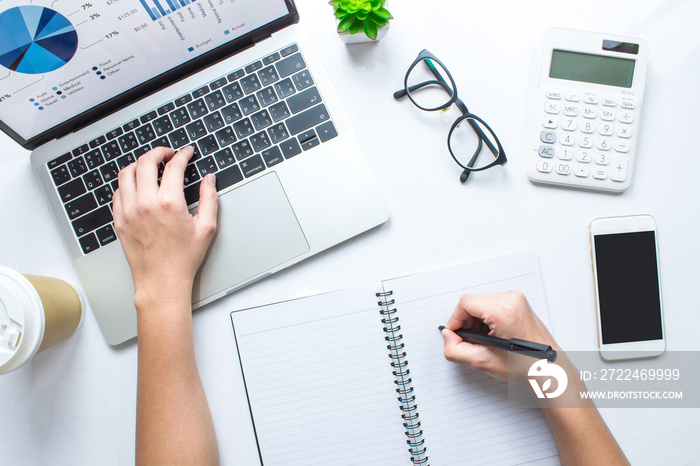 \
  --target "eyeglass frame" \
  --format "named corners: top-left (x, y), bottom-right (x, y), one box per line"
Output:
top-left (394, 49), bottom-right (507, 183)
